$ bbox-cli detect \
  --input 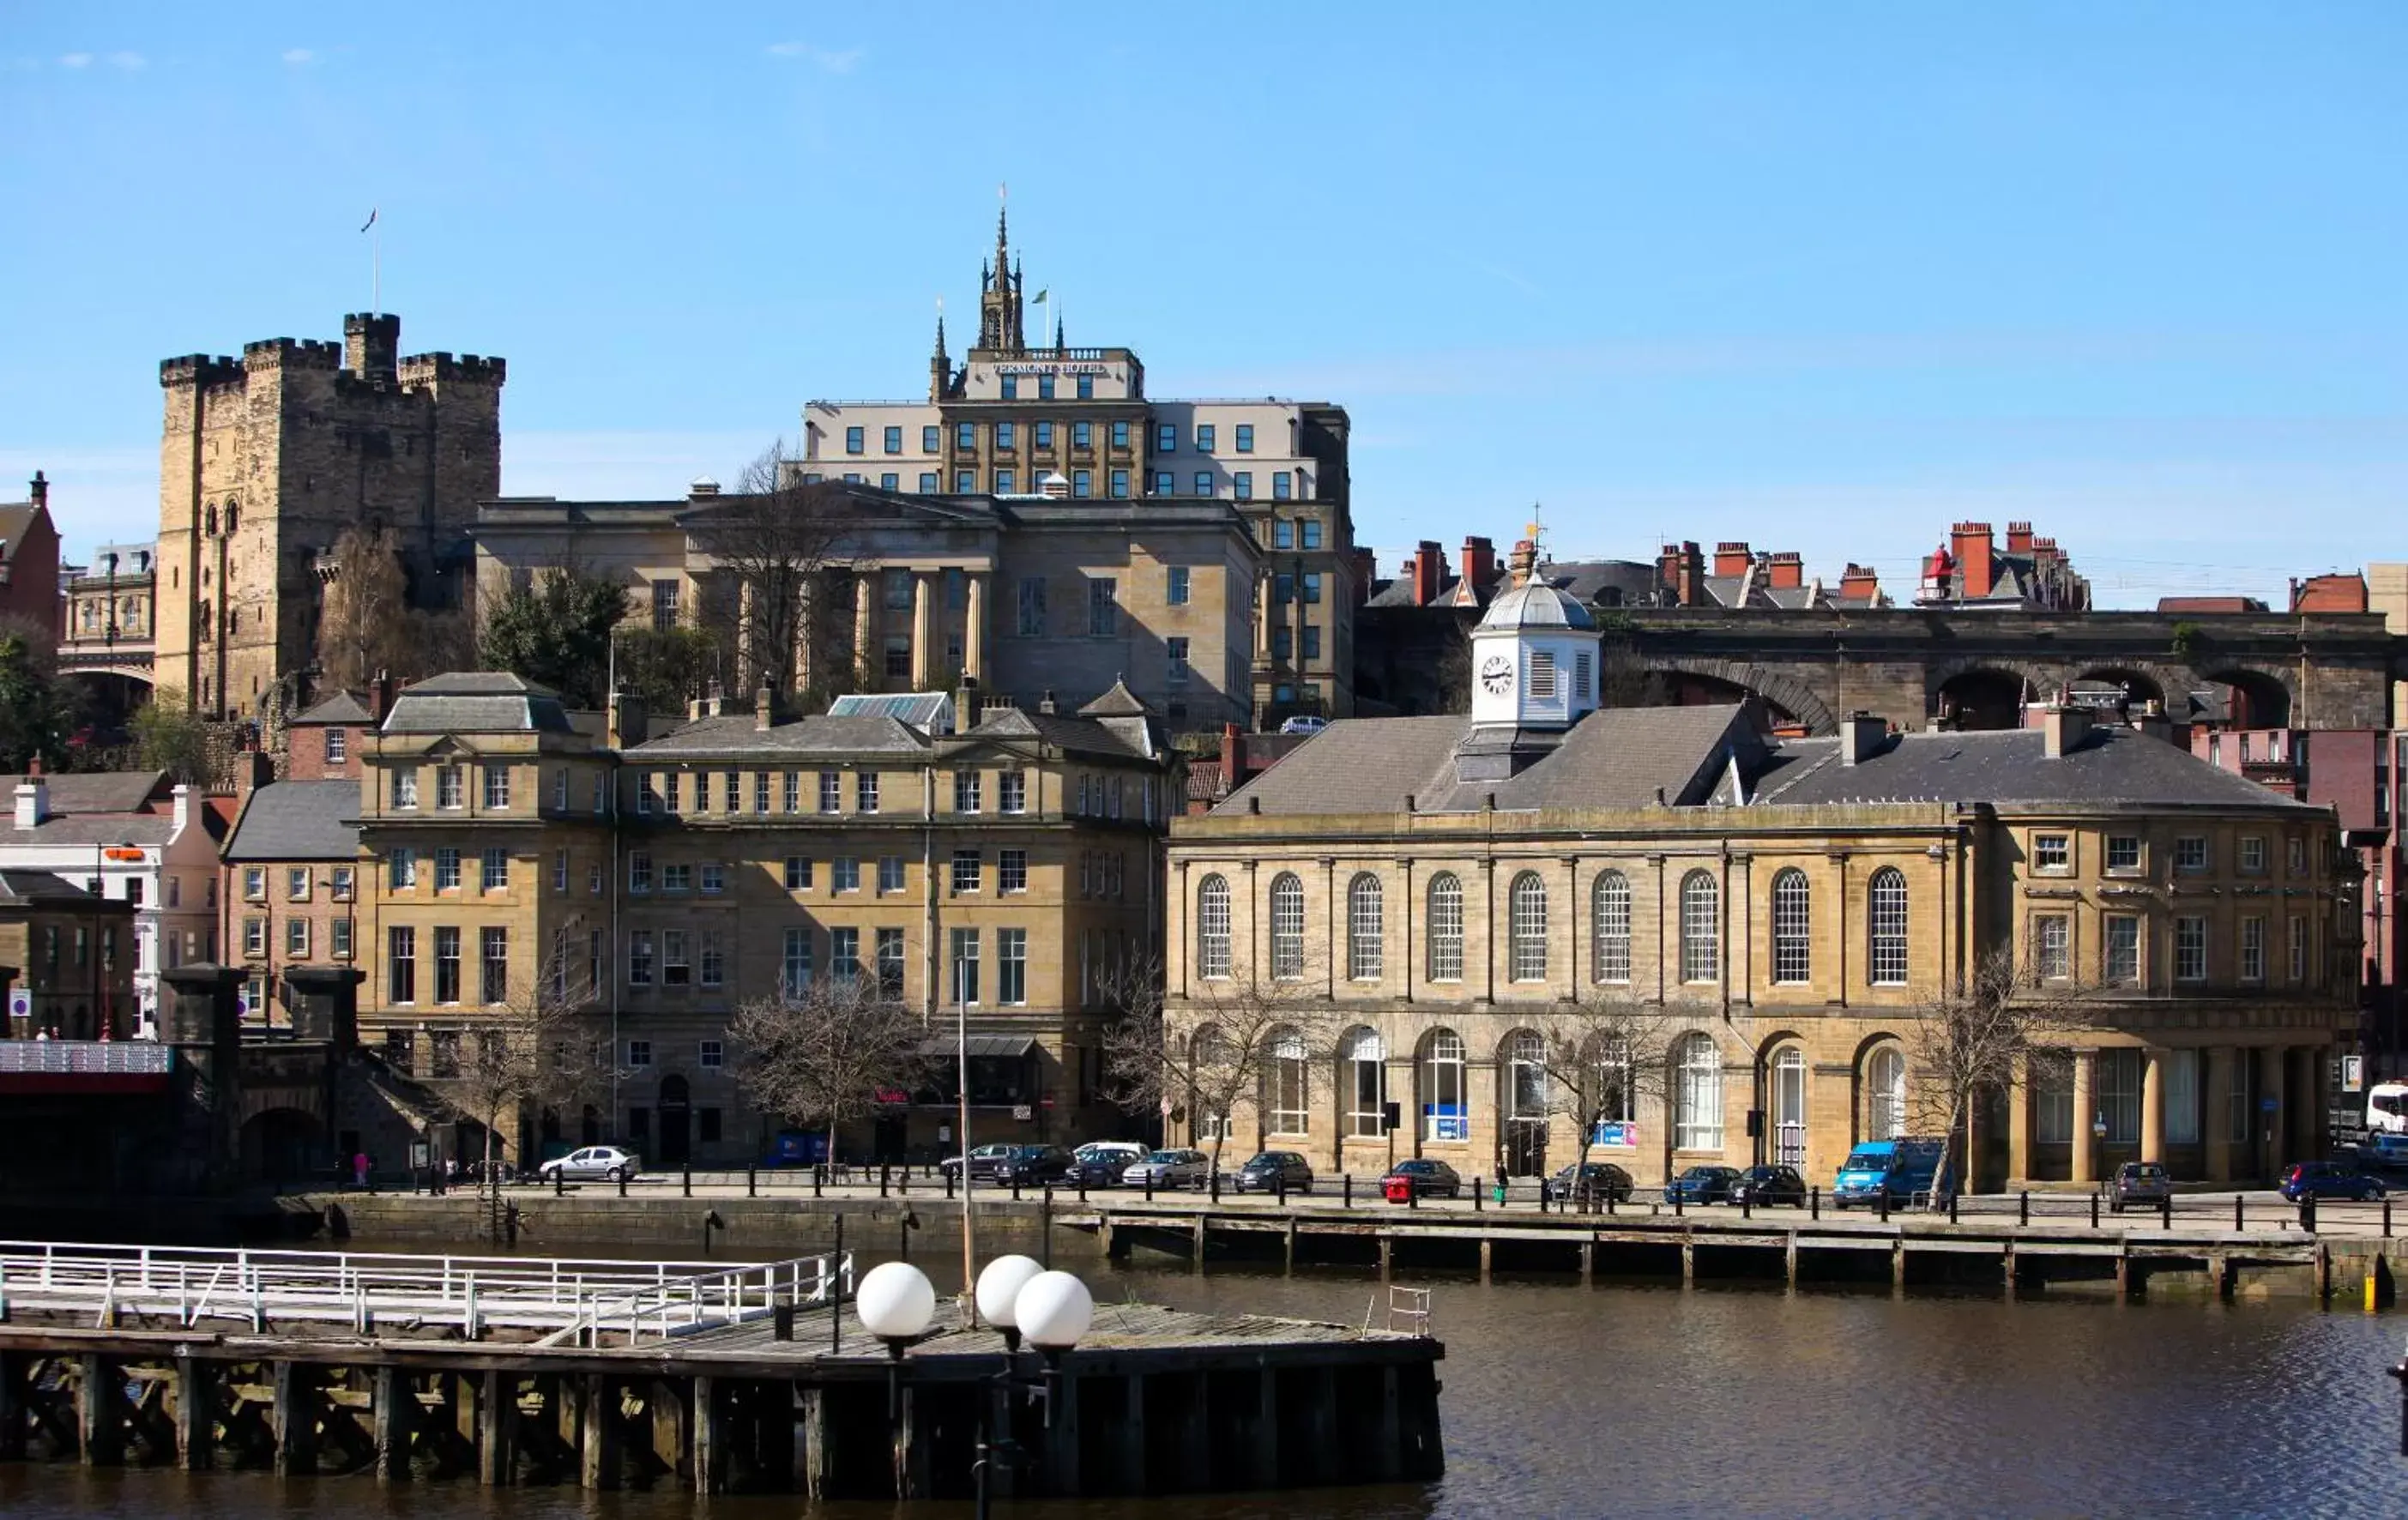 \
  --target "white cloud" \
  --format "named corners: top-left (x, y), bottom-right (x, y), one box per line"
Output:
top-left (106, 51), bottom-right (144, 71)
top-left (282, 48), bottom-right (316, 66)
top-left (58, 52), bottom-right (92, 69)
top-left (765, 40), bottom-right (864, 73)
